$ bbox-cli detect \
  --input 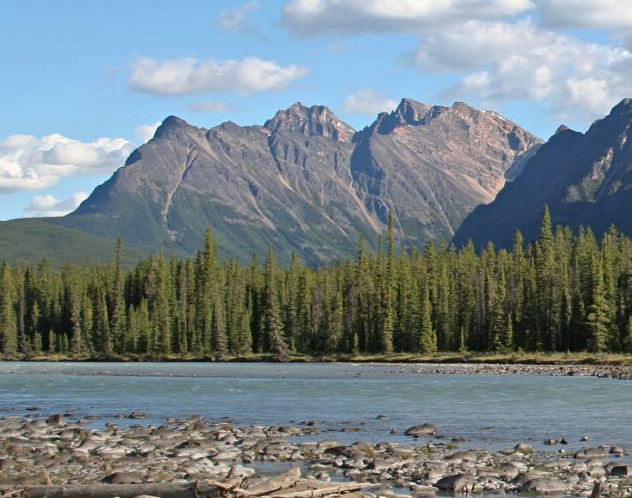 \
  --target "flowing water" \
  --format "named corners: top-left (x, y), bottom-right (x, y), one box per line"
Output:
top-left (0, 362), bottom-right (629, 453)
